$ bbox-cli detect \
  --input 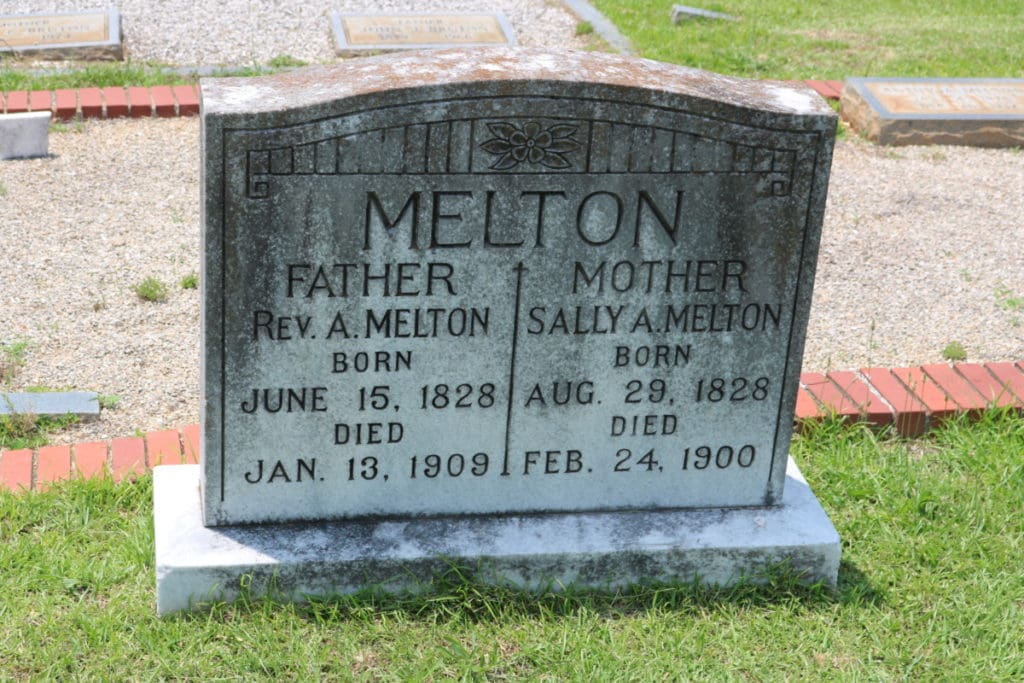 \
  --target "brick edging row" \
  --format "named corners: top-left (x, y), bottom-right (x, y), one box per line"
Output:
top-left (1, 85), bottom-right (199, 120)
top-left (1, 360), bottom-right (1022, 493)
top-left (0, 81), bottom-right (845, 121)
